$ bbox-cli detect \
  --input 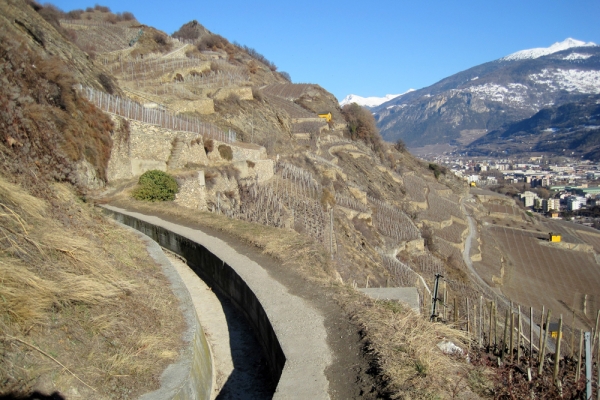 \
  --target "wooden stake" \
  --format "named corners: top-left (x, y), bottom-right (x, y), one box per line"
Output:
top-left (593, 309), bottom-right (600, 359)
top-left (494, 302), bottom-right (498, 350)
top-left (570, 310), bottom-right (575, 359)
top-left (575, 330), bottom-right (583, 382)
top-left (466, 298), bottom-right (470, 335)
top-left (510, 311), bottom-right (515, 363)
top-left (489, 301), bottom-right (493, 348)
top-left (596, 333), bottom-right (600, 400)
top-left (530, 306), bottom-right (534, 362)
top-left (502, 309), bottom-right (509, 360)
top-left (538, 309), bottom-right (552, 376)
top-left (474, 303), bottom-right (478, 343)
top-left (454, 298), bottom-right (457, 324)
top-left (479, 296), bottom-right (483, 347)
top-left (443, 284), bottom-right (447, 321)
top-left (553, 314), bottom-right (563, 385)
top-left (539, 305), bottom-right (545, 354)
top-left (517, 305), bottom-right (522, 362)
